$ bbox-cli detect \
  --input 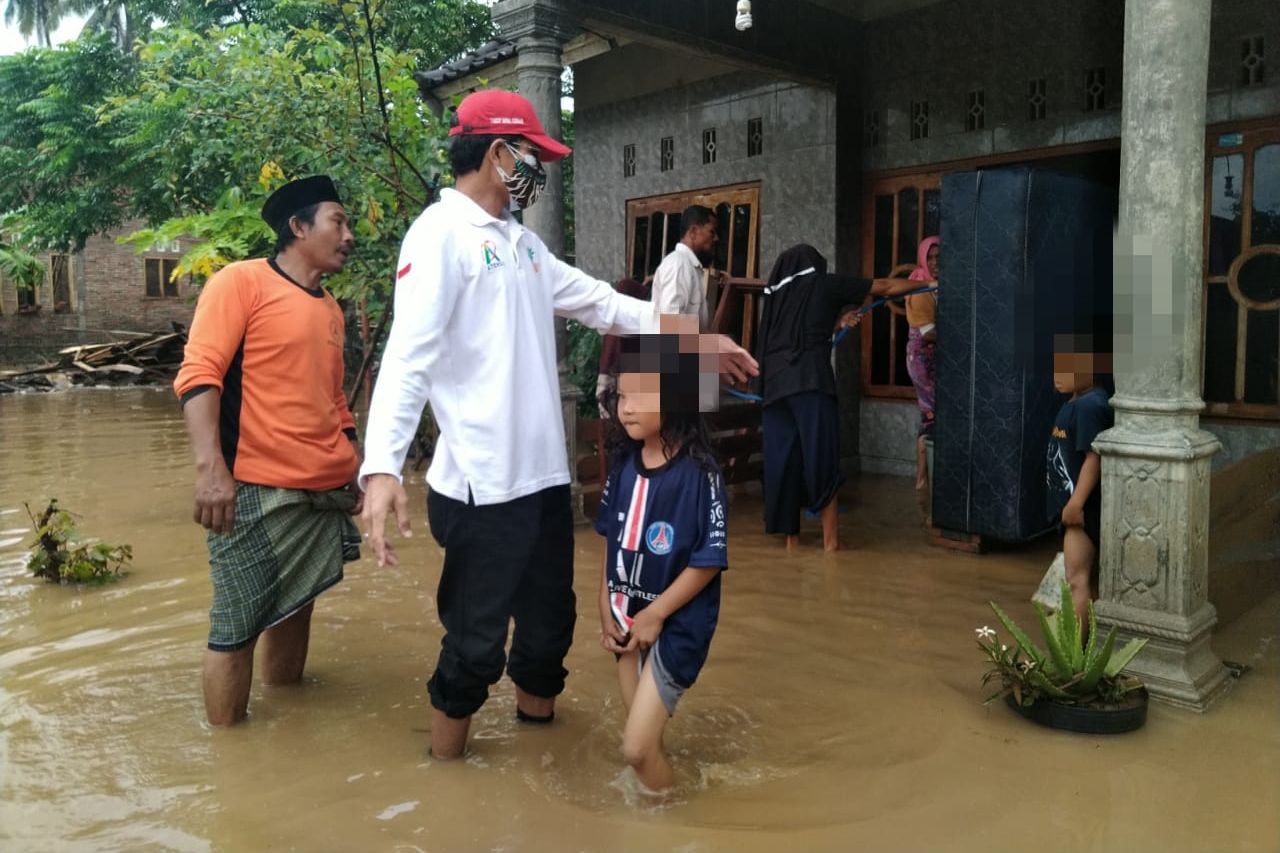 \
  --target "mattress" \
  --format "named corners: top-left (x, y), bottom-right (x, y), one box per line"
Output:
top-left (931, 166), bottom-right (1116, 542)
